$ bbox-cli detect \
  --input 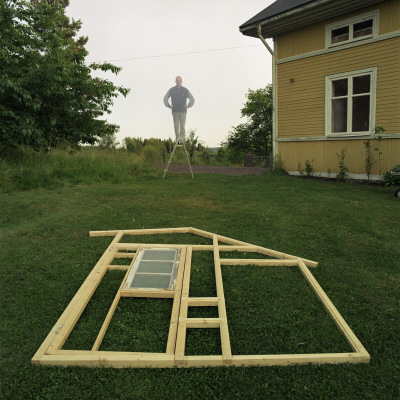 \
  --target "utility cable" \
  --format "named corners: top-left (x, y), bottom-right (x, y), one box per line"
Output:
top-left (105, 44), bottom-right (262, 62)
